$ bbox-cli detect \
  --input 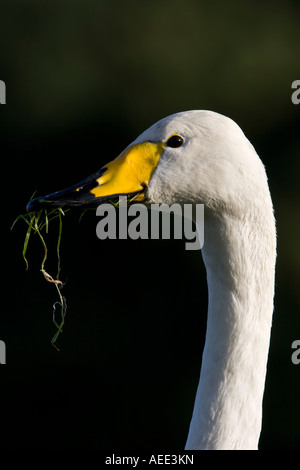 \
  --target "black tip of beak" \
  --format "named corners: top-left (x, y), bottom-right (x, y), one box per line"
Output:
top-left (26, 194), bottom-right (67, 212)
top-left (26, 197), bottom-right (45, 212)
top-left (25, 168), bottom-right (143, 213)
top-left (26, 188), bottom-right (99, 213)
top-left (25, 169), bottom-right (108, 213)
